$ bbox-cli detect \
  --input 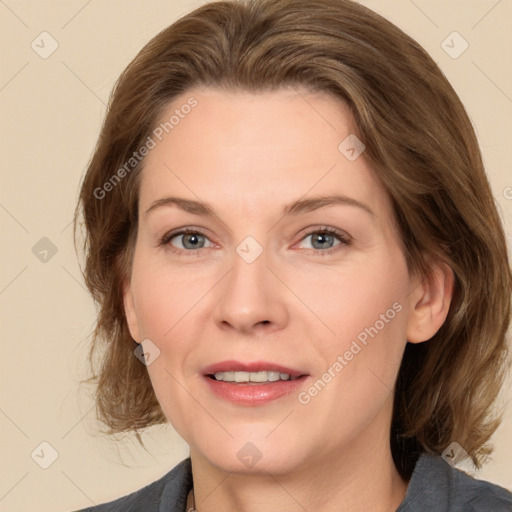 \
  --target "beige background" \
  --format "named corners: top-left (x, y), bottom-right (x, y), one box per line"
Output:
top-left (1, 1), bottom-right (511, 510)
